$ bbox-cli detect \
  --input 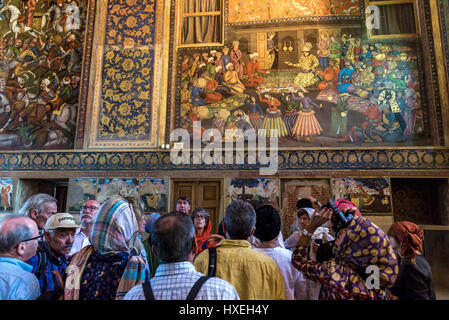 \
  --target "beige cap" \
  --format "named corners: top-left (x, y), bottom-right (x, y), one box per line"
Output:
top-left (44, 212), bottom-right (81, 231)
